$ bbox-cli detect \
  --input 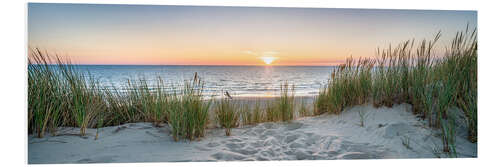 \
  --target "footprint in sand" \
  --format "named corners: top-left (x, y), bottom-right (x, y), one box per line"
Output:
top-left (337, 152), bottom-right (373, 159)
top-left (229, 146), bottom-right (259, 155)
top-left (194, 146), bottom-right (212, 151)
top-left (228, 138), bottom-right (242, 142)
top-left (249, 141), bottom-right (264, 148)
top-left (253, 128), bottom-right (265, 134)
top-left (76, 155), bottom-right (116, 163)
top-left (206, 142), bottom-right (220, 148)
top-left (211, 150), bottom-right (246, 161)
top-left (263, 137), bottom-right (279, 147)
top-left (284, 134), bottom-right (301, 143)
top-left (225, 142), bottom-right (246, 149)
top-left (145, 131), bottom-right (160, 138)
top-left (284, 150), bottom-right (316, 160)
top-left (262, 123), bottom-right (277, 129)
top-left (383, 123), bottom-right (415, 139)
top-left (285, 122), bottom-right (303, 131)
top-left (289, 142), bottom-right (305, 149)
